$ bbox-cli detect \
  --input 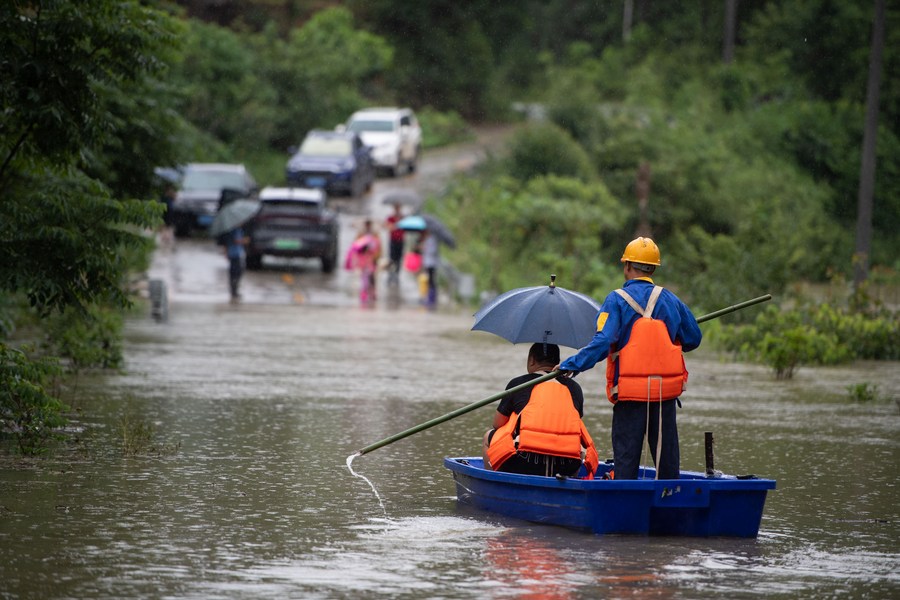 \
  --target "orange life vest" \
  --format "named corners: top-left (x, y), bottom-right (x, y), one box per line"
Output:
top-left (605, 286), bottom-right (687, 403)
top-left (487, 379), bottom-right (599, 477)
